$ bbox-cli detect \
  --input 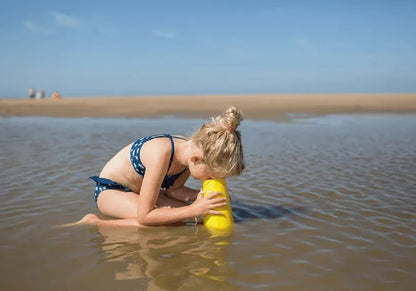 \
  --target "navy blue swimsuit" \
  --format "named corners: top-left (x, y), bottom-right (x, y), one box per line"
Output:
top-left (90, 134), bottom-right (187, 202)
top-left (130, 134), bottom-right (188, 189)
